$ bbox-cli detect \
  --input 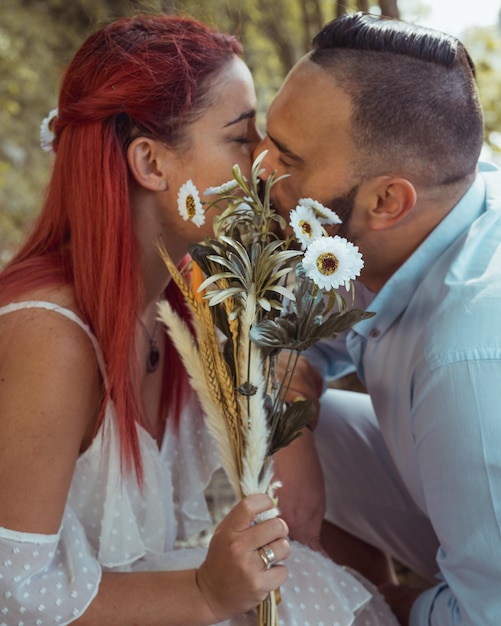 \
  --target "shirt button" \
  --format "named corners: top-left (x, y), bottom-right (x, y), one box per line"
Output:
top-left (369, 328), bottom-right (380, 338)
